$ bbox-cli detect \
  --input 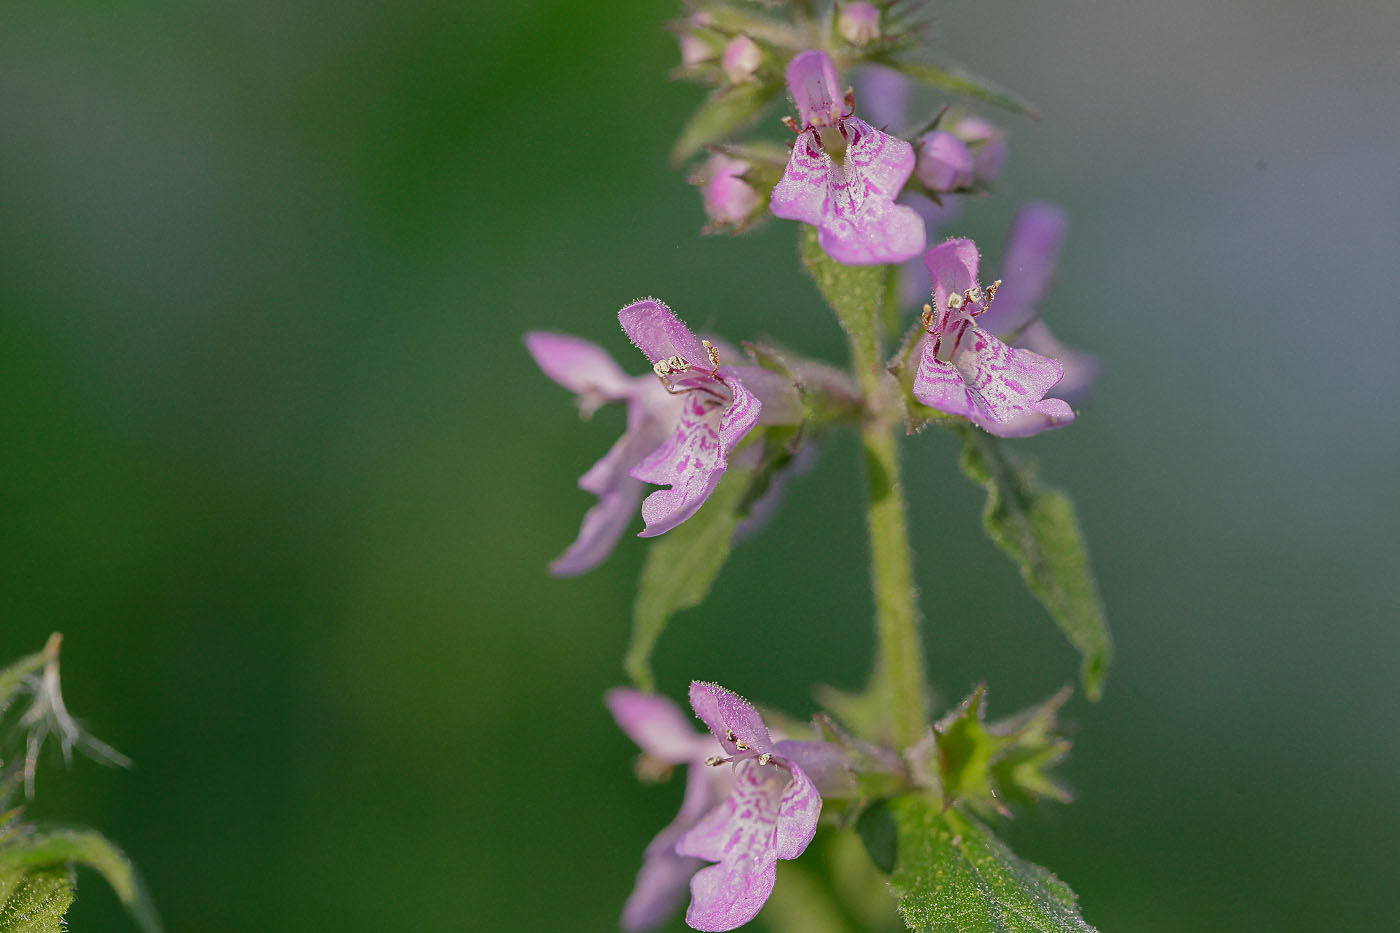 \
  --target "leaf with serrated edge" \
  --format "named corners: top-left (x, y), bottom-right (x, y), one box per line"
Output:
top-left (671, 81), bottom-right (781, 166)
top-left (958, 428), bottom-right (1111, 700)
top-left (889, 797), bottom-right (1096, 932)
top-left (886, 61), bottom-right (1038, 120)
top-left (0, 865), bottom-right (71, 933)
top-left (1, 830), bottom-right (162, 933)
